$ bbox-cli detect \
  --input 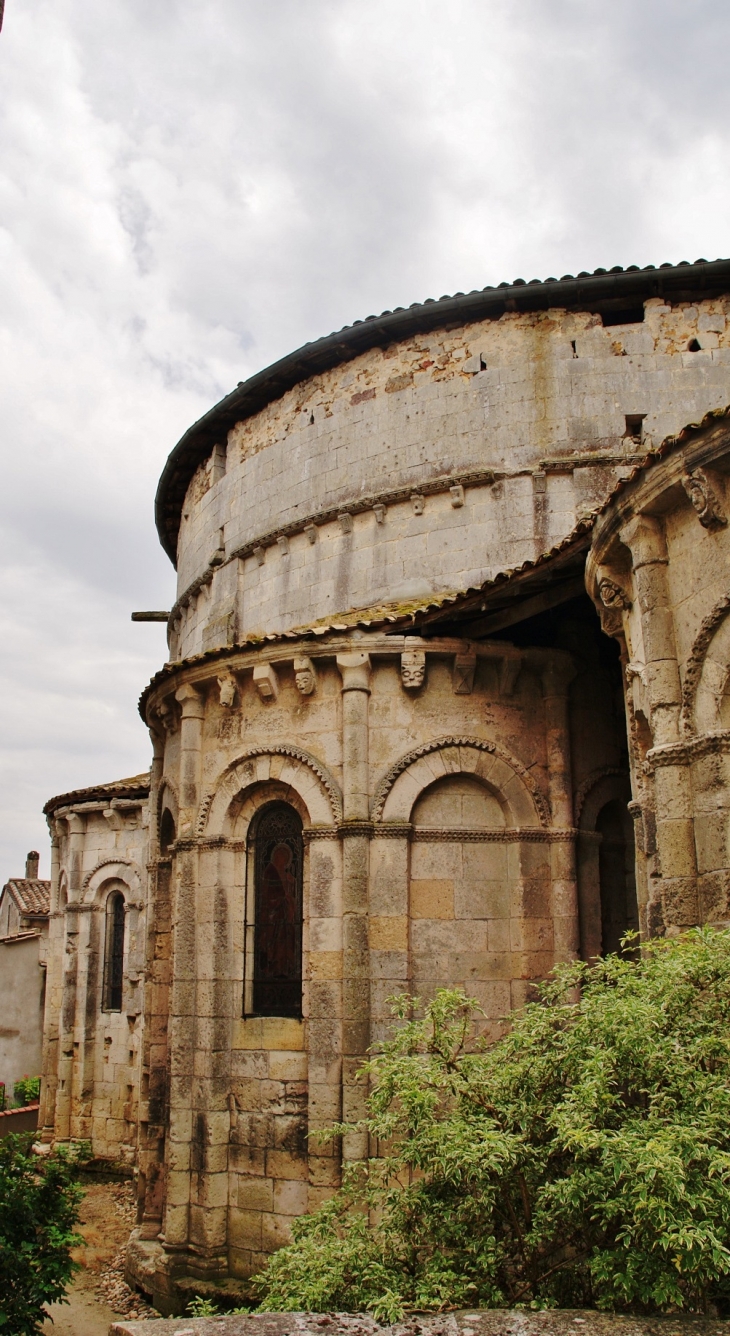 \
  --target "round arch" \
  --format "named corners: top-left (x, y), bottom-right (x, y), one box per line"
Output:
top-left (82, 858), bottom-right (143, 906)
top-left (681, 593), bottom-right (730, 734)
top-left (200, 745), bottom-right (342, 838)
top-left (372, 736), bottom-right (549, 827)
